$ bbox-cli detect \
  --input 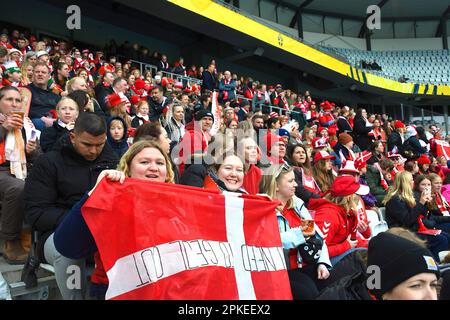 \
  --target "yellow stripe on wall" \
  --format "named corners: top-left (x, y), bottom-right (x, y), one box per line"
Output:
top-left (168, 0), bottom-right (450, 96)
